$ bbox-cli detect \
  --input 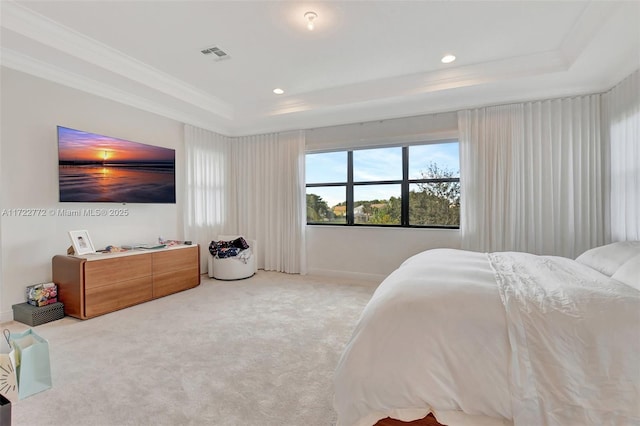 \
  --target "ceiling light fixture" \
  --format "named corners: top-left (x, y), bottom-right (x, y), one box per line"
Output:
top-left (273, 88), bottom-right (284, 95)
top-left (441, 54), bottom-right (456, 64)
top-left (304, 11), bottom-right (318, 31)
